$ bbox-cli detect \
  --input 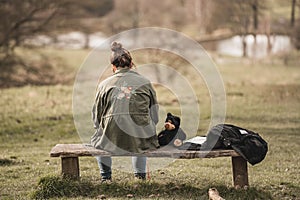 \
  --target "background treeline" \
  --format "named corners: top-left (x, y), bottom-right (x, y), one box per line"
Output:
top-left (0, 0), bottom-right (299, 87)
top-left (1, 0), bottom-right (300, 57)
